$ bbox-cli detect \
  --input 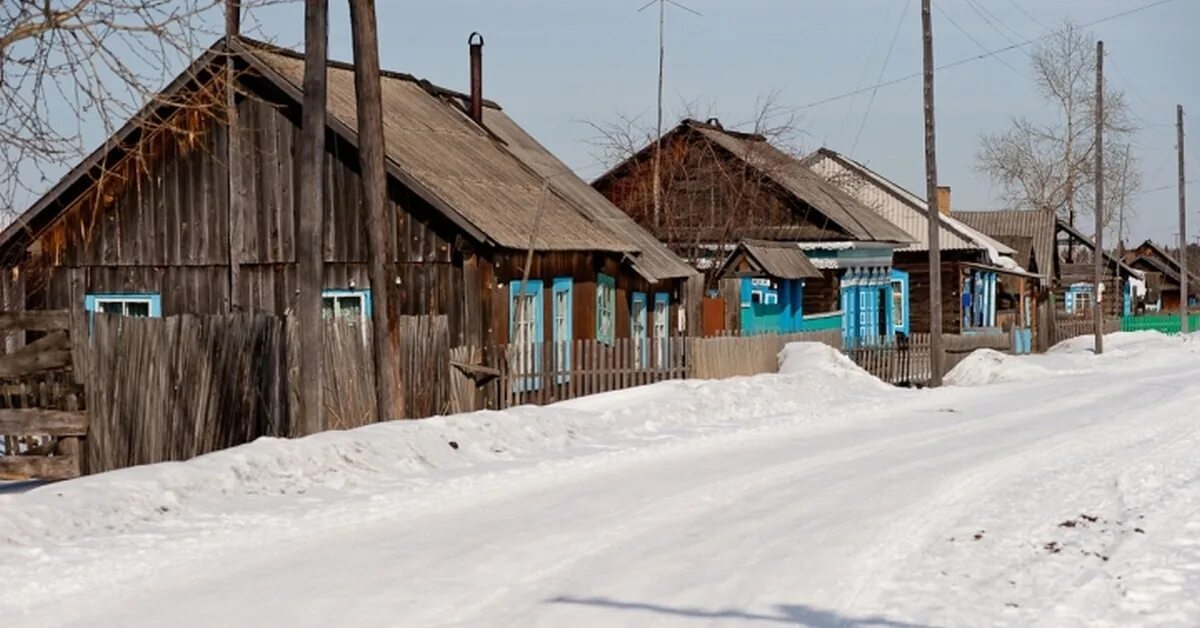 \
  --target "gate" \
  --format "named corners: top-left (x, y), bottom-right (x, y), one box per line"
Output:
top-left (0, 310), bottom-right (87, 480)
